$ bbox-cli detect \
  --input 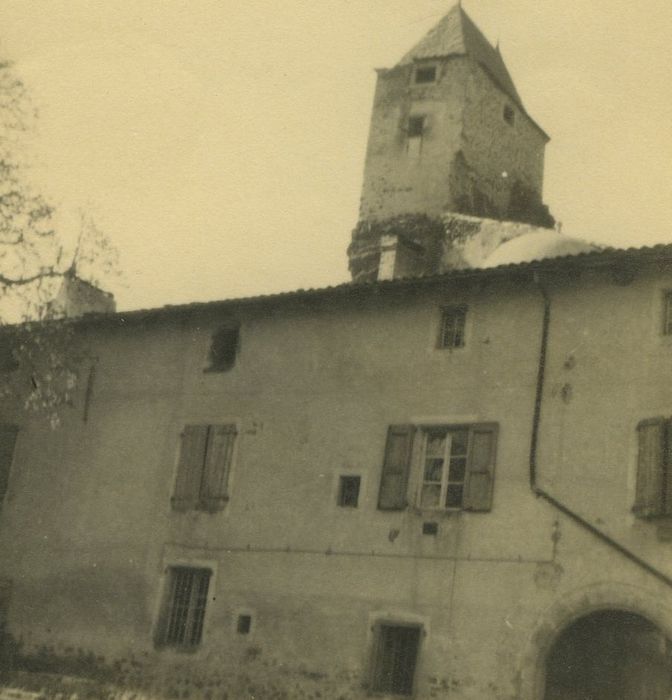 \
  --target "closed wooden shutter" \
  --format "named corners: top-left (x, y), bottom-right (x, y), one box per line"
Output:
top-left (463, 423), bottom-right (498, 512)
top-left (0, 424), bottom-right (19, 502)
top-left (200, 424), bottom-right (237, 511)
top-left (635, 418), bottom-right (666, 518)
top-left (172, 425), bottom-right (208, 512)
top-left (377, 425), bottom-right (414, 511)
